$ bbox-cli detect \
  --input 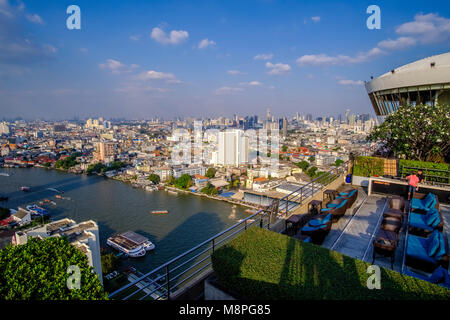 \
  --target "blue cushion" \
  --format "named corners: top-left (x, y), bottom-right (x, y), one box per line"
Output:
top-left (406, 235), bottom-right (438, 266)
top-left (434, 233), bottom-right (446, 260)
top-left (429, 266), bottom-right (448, 284)
top-left (338, 192), bottom-right (348, 196)
top-left (321, 208), bottom-right (331, 212)
top-left (425, 209), bottom-right (440, 228)
top-left (302, 236), bottom-right (311, 243)
top-left (327, 203), bottom-right (339, 208)
top-left (302, 224), bottom-right (325, 232)
top-left (423, 193), bottom-right (435, 208)
top-left (335, 196), bottom-right (345, 199)
top-left (427, 230), bottom-right (441, 257)
top-left (336, 199), bottom-right (348, 208)
top-left (409, 212), bottom-right (433, 231)
top-left (308, 215), bottom-right (331, 227)
top-left (348, 190), bottom-right (356, 197)
top-left (411, 198), bottom-right (425, 210)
